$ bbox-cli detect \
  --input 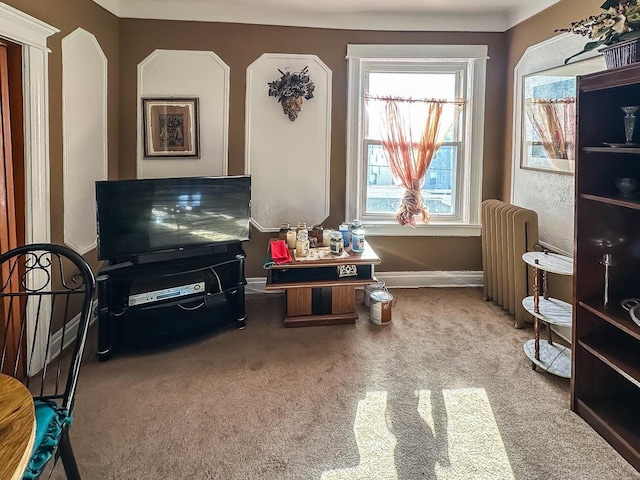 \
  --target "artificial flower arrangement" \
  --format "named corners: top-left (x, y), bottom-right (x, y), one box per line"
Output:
top-left (267, 66), bottom-right (315, 121)
top-left (557, 0), bottom-right (640, 64)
